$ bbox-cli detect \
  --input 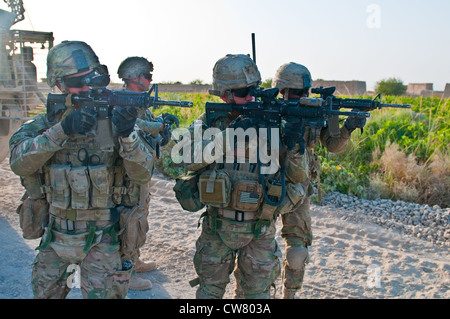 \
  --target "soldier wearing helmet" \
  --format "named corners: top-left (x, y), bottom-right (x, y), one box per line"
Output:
top-left (272, 62), bottom-right (366, 299)
top-left (9, 41), bottom-right (155, 299)
top-left (116, 56), bottom-right (179, 291)
top-left (180, 54), bottom-right (281, 299)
